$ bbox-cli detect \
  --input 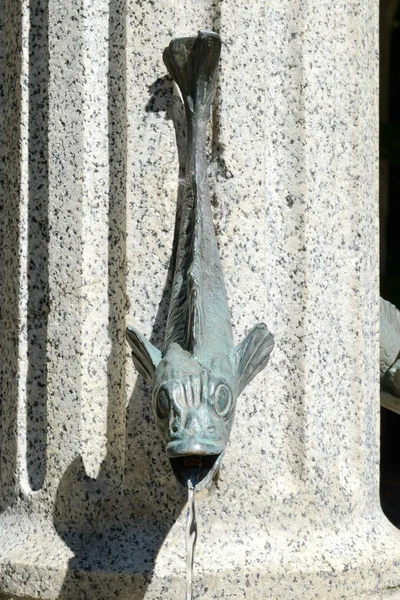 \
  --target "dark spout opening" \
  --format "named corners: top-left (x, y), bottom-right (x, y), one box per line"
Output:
top-left (170, 454), bottom-right (221, 488)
